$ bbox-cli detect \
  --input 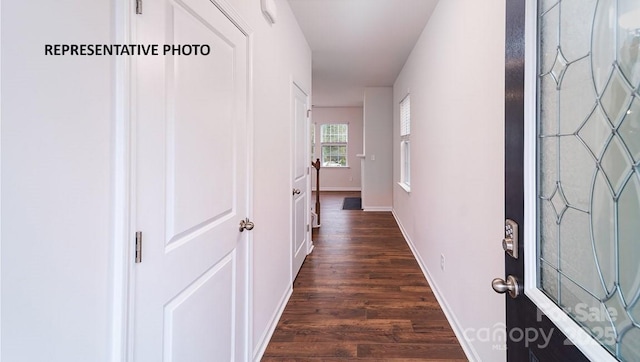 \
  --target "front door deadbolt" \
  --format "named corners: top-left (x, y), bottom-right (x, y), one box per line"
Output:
top-left (503, 219), bottom-right (518, 259)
